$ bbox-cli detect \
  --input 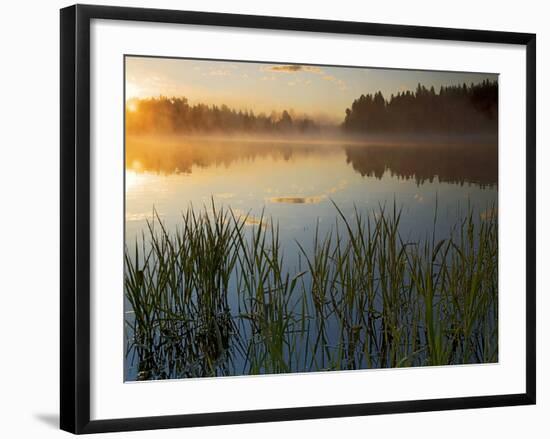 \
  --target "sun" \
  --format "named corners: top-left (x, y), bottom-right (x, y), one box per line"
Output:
top-left (126, 99), bottom-right (138, 113)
